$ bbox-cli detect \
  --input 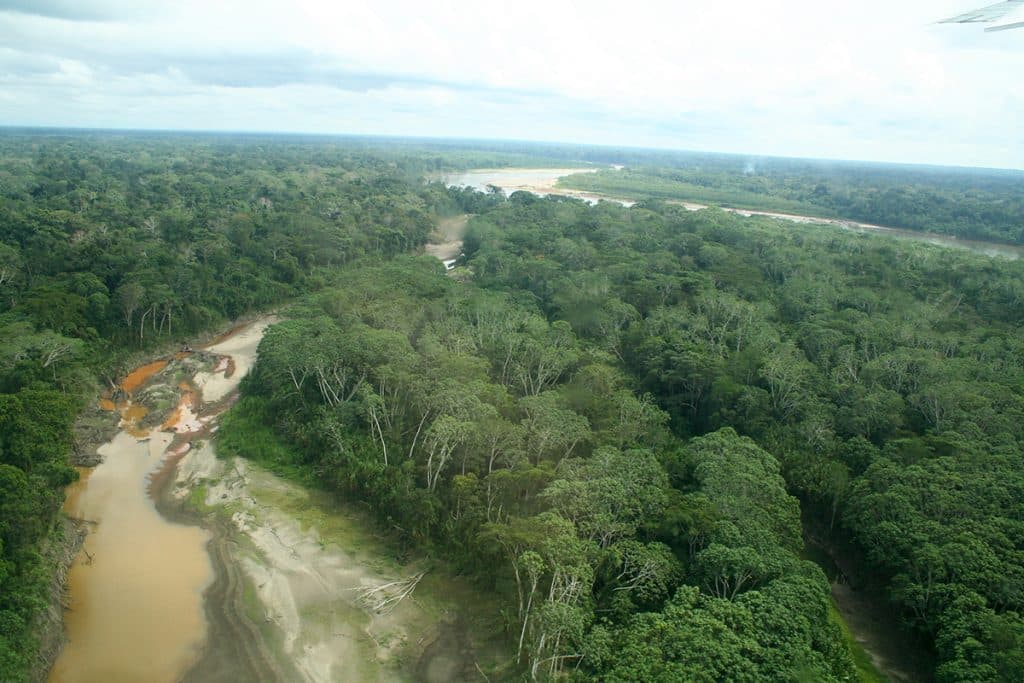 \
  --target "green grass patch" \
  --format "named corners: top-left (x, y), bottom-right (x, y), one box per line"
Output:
top-left (240, 569), bottom-right (265, 622)
top-left (186, 482), bottom-right (210, 512)
top-left (217, 397), bottom-right (312, 482)
top-left (829, 601), bottom-right (887, 683)
top-left (218, 396), bottom-right (394, 563)
top-left (559, 169), bottom-right (834, 216)
top-left (248, 481), bottom-right (398, 575)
